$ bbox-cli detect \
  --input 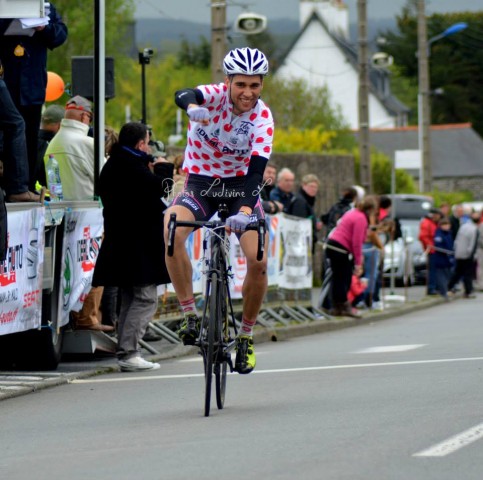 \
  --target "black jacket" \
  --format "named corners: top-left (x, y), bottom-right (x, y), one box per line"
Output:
top-left (92, 144), bottom-right (173, 287)
top-left (0, 3), bottom-right (67, 106)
